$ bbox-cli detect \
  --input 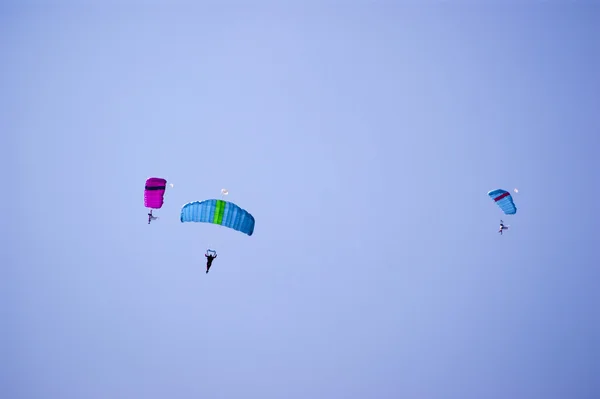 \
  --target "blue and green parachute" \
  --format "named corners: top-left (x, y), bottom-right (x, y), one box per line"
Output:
top-left (180, 199), bottom-right (255, 236)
